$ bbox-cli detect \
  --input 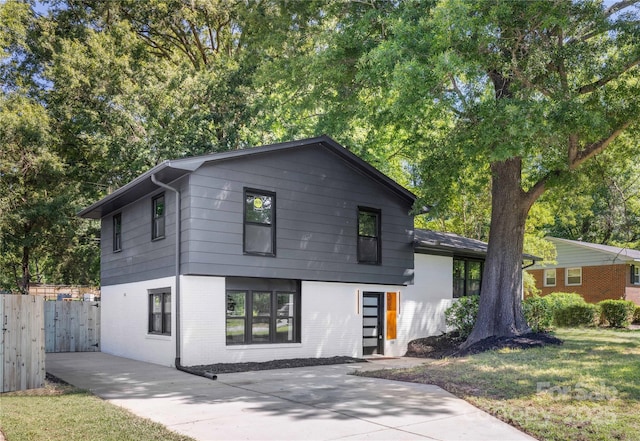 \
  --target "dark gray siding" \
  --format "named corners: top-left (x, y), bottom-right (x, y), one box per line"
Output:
top-left (101, 185), bottom-right (181, 286)
top-left (182, 145), bottom-right (414, 285)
